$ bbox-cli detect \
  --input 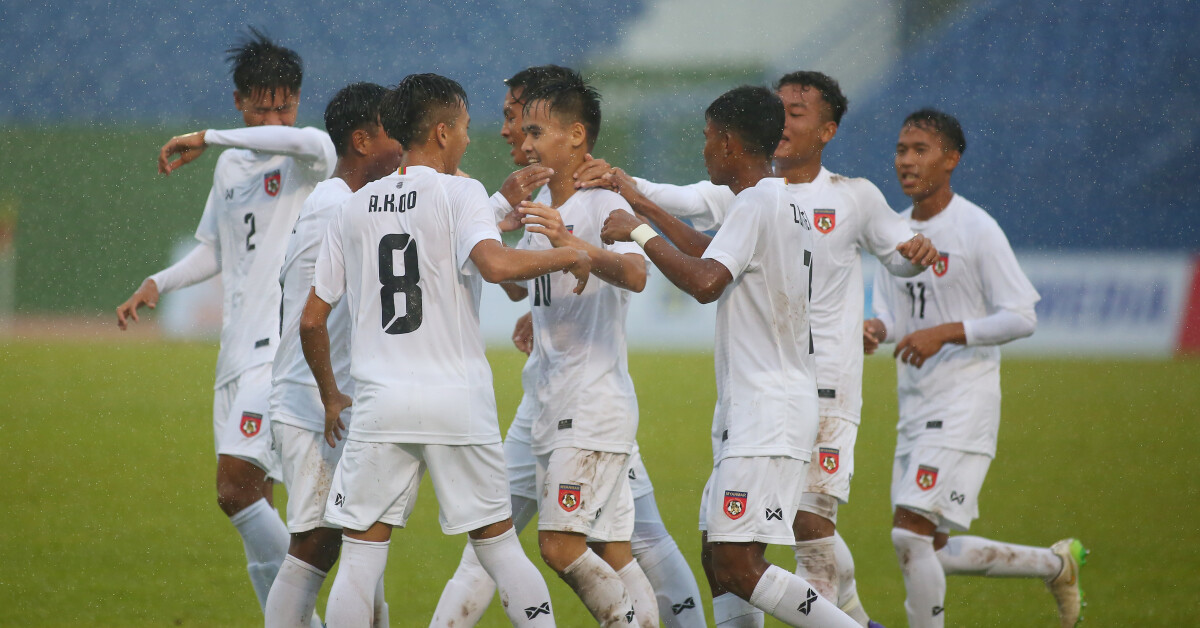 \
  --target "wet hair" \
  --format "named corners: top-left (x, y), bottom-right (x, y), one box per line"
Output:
top-left (226, 27), bottom-right (303, 95)
top-left (704, 86), bottom-right (784, 157)
top-left (324, 83), bottom-right (390, 156)
top-left (379, 73), bottom-right (468, 148)
top-left (521, 71), bottom-right (602, 150)
top-left (775, 71), bottom-right (848, 124)
top-left (504, 65), bottom-right (576, 104)
top-left (903, 108), bottom-right (967, 154)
